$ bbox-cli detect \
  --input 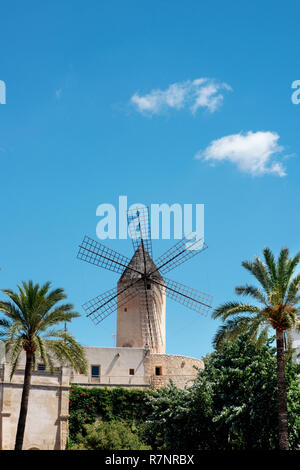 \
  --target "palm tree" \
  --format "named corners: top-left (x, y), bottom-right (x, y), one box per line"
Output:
top-left (212, 247), bottom-right (300, 451)
top-left (0, 281), bottom-right (88, 450)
